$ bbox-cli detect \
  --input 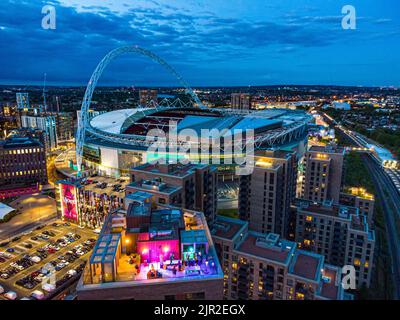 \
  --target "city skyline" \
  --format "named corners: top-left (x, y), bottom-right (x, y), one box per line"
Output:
top-left (1, 0), bottom-right (400, 304)
top-left (0, 0), bottom-right (400, 87)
